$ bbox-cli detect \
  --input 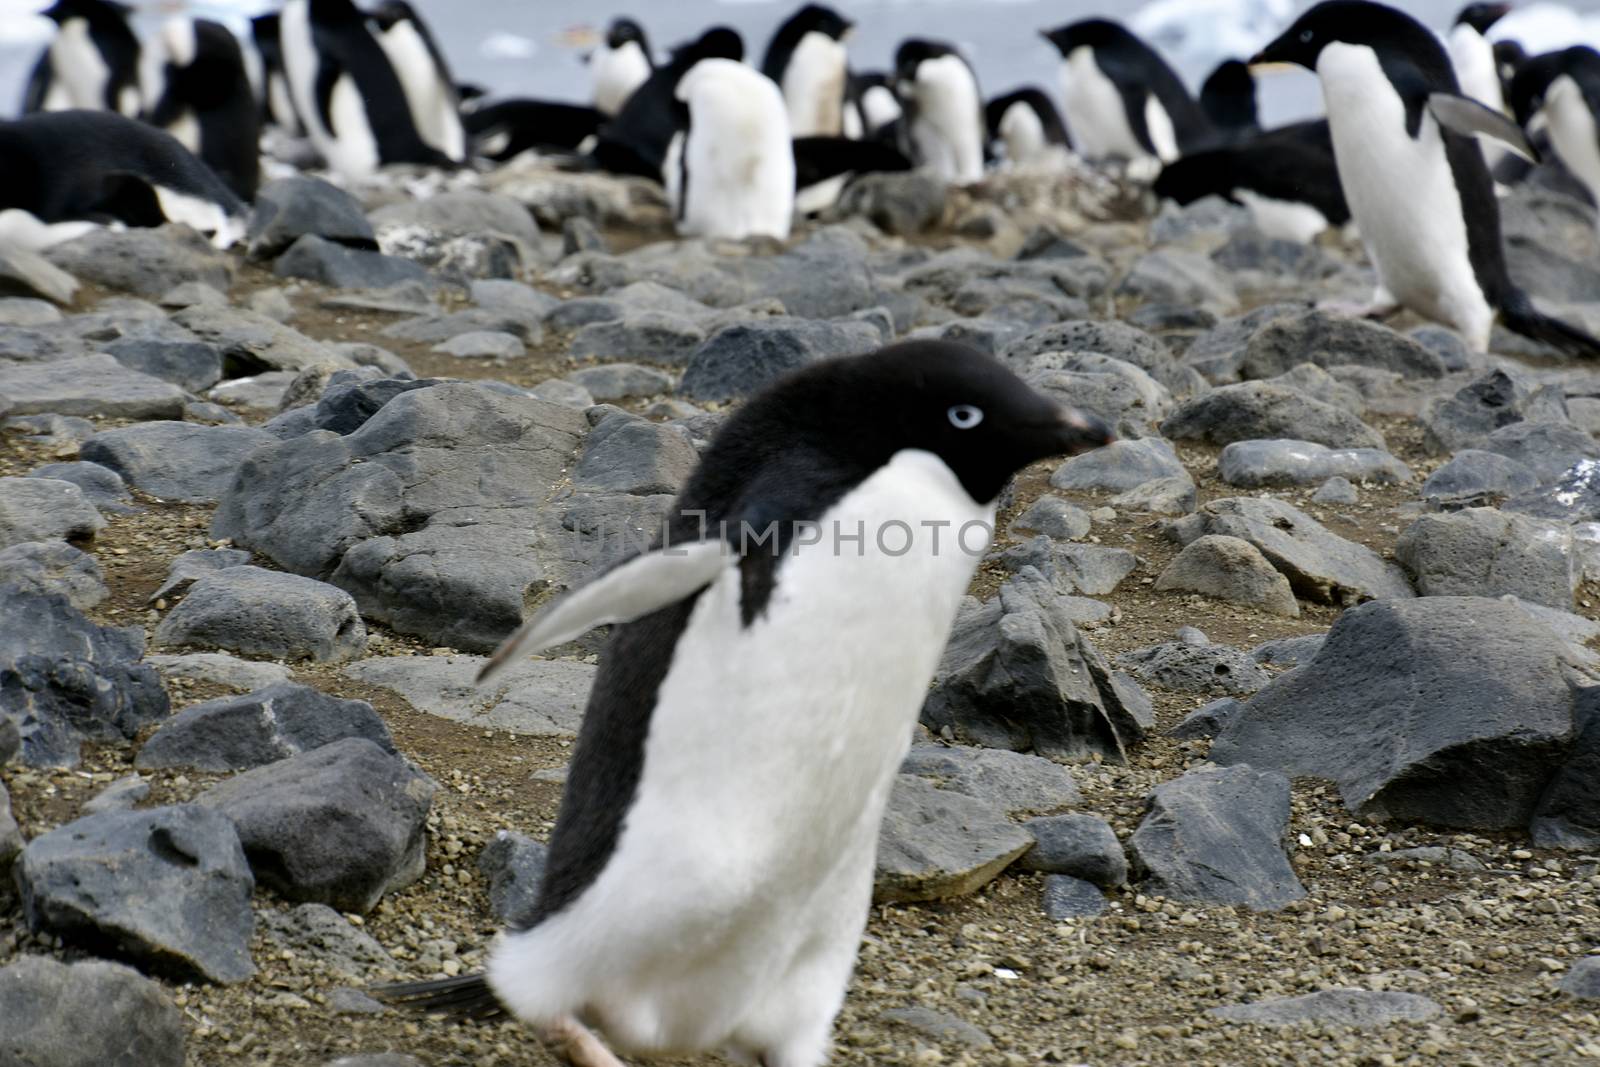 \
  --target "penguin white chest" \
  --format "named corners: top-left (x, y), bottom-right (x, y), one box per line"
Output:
top-left (379, 21), bottom-right (465, 160)
top-left (1317, 42), bottom-right (1493, 343)
top-left (676, 60), bottom-right (795, 241)
top-left (592, 40), bottom-right (651, 115)
top-left (1545, 76), bottom-right (1600, 219)
top-left (910, 54), bottom-right (983, 185)
top-left (1447, 24), bottom-right (1503, 113)
top-left (487, 448), bottom-right (995, 1061)
top-left (860, 83), bottom-right (901, 132)
top-left (782, 32), bottom-right (848, 137)
top-left (1061, 47), bottom-right (1148, 163)
top-left (50, 19), bottom-right (109, 111)
top-left (999, 100), bottom-right (1048, 166)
